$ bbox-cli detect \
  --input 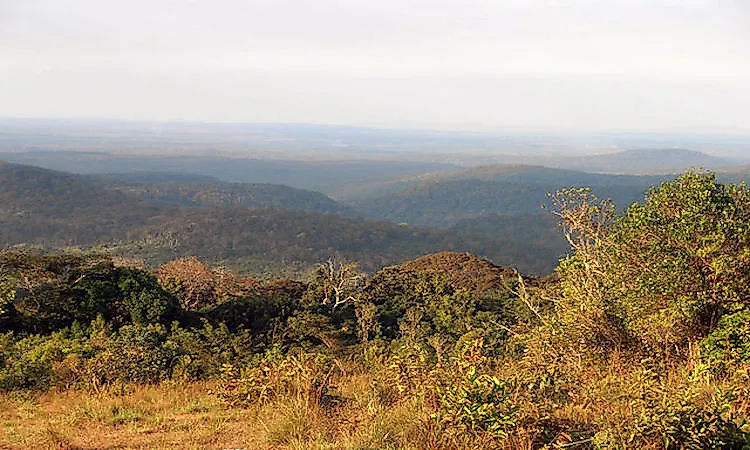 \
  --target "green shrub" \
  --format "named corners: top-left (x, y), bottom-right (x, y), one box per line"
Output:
top-left (592, 366), bottom-right (750, 449)
top-left (0, 330), bottom-right (94, 391)
top-left (164, 320), bottom-right (253, 380)
top-left (116, 268), bottom-right (179, 325)
top-left (702, 310), bottom-right (750, 372)
top-left (433, 366), bottom-right (517, 439)
top-left (553, 173), bottom-right (750, 355)
top-left (203, 293), bottom-right (297, 338)
top-left (89, 324), bottom-right (176, 384)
